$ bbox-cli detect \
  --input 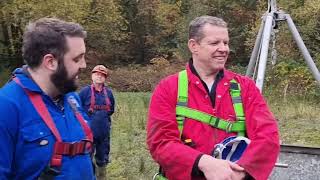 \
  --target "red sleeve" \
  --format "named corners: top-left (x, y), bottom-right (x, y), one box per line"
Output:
top-left (237, 78), bottom-right (280, 180)
top-left (146, 78), bottom-right (202, 180)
